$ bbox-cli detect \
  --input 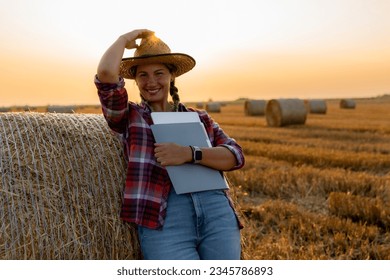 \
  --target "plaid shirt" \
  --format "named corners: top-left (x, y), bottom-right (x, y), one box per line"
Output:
top-left (95, 76), bottom-right (245, 229)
